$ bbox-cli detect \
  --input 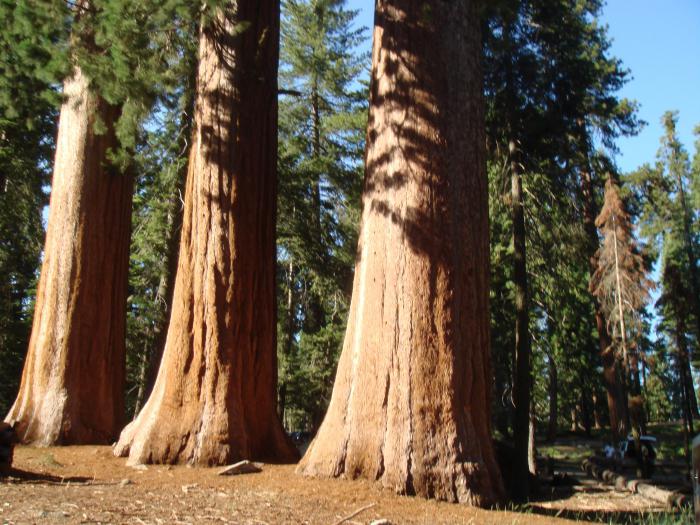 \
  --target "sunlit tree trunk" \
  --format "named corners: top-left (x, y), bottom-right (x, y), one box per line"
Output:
top-left (114, 0), bottom-right (297, 465)
top-left (6, 67), bottom-right (132, 444)
top-left (297, 0), bottom-right (503, 506)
